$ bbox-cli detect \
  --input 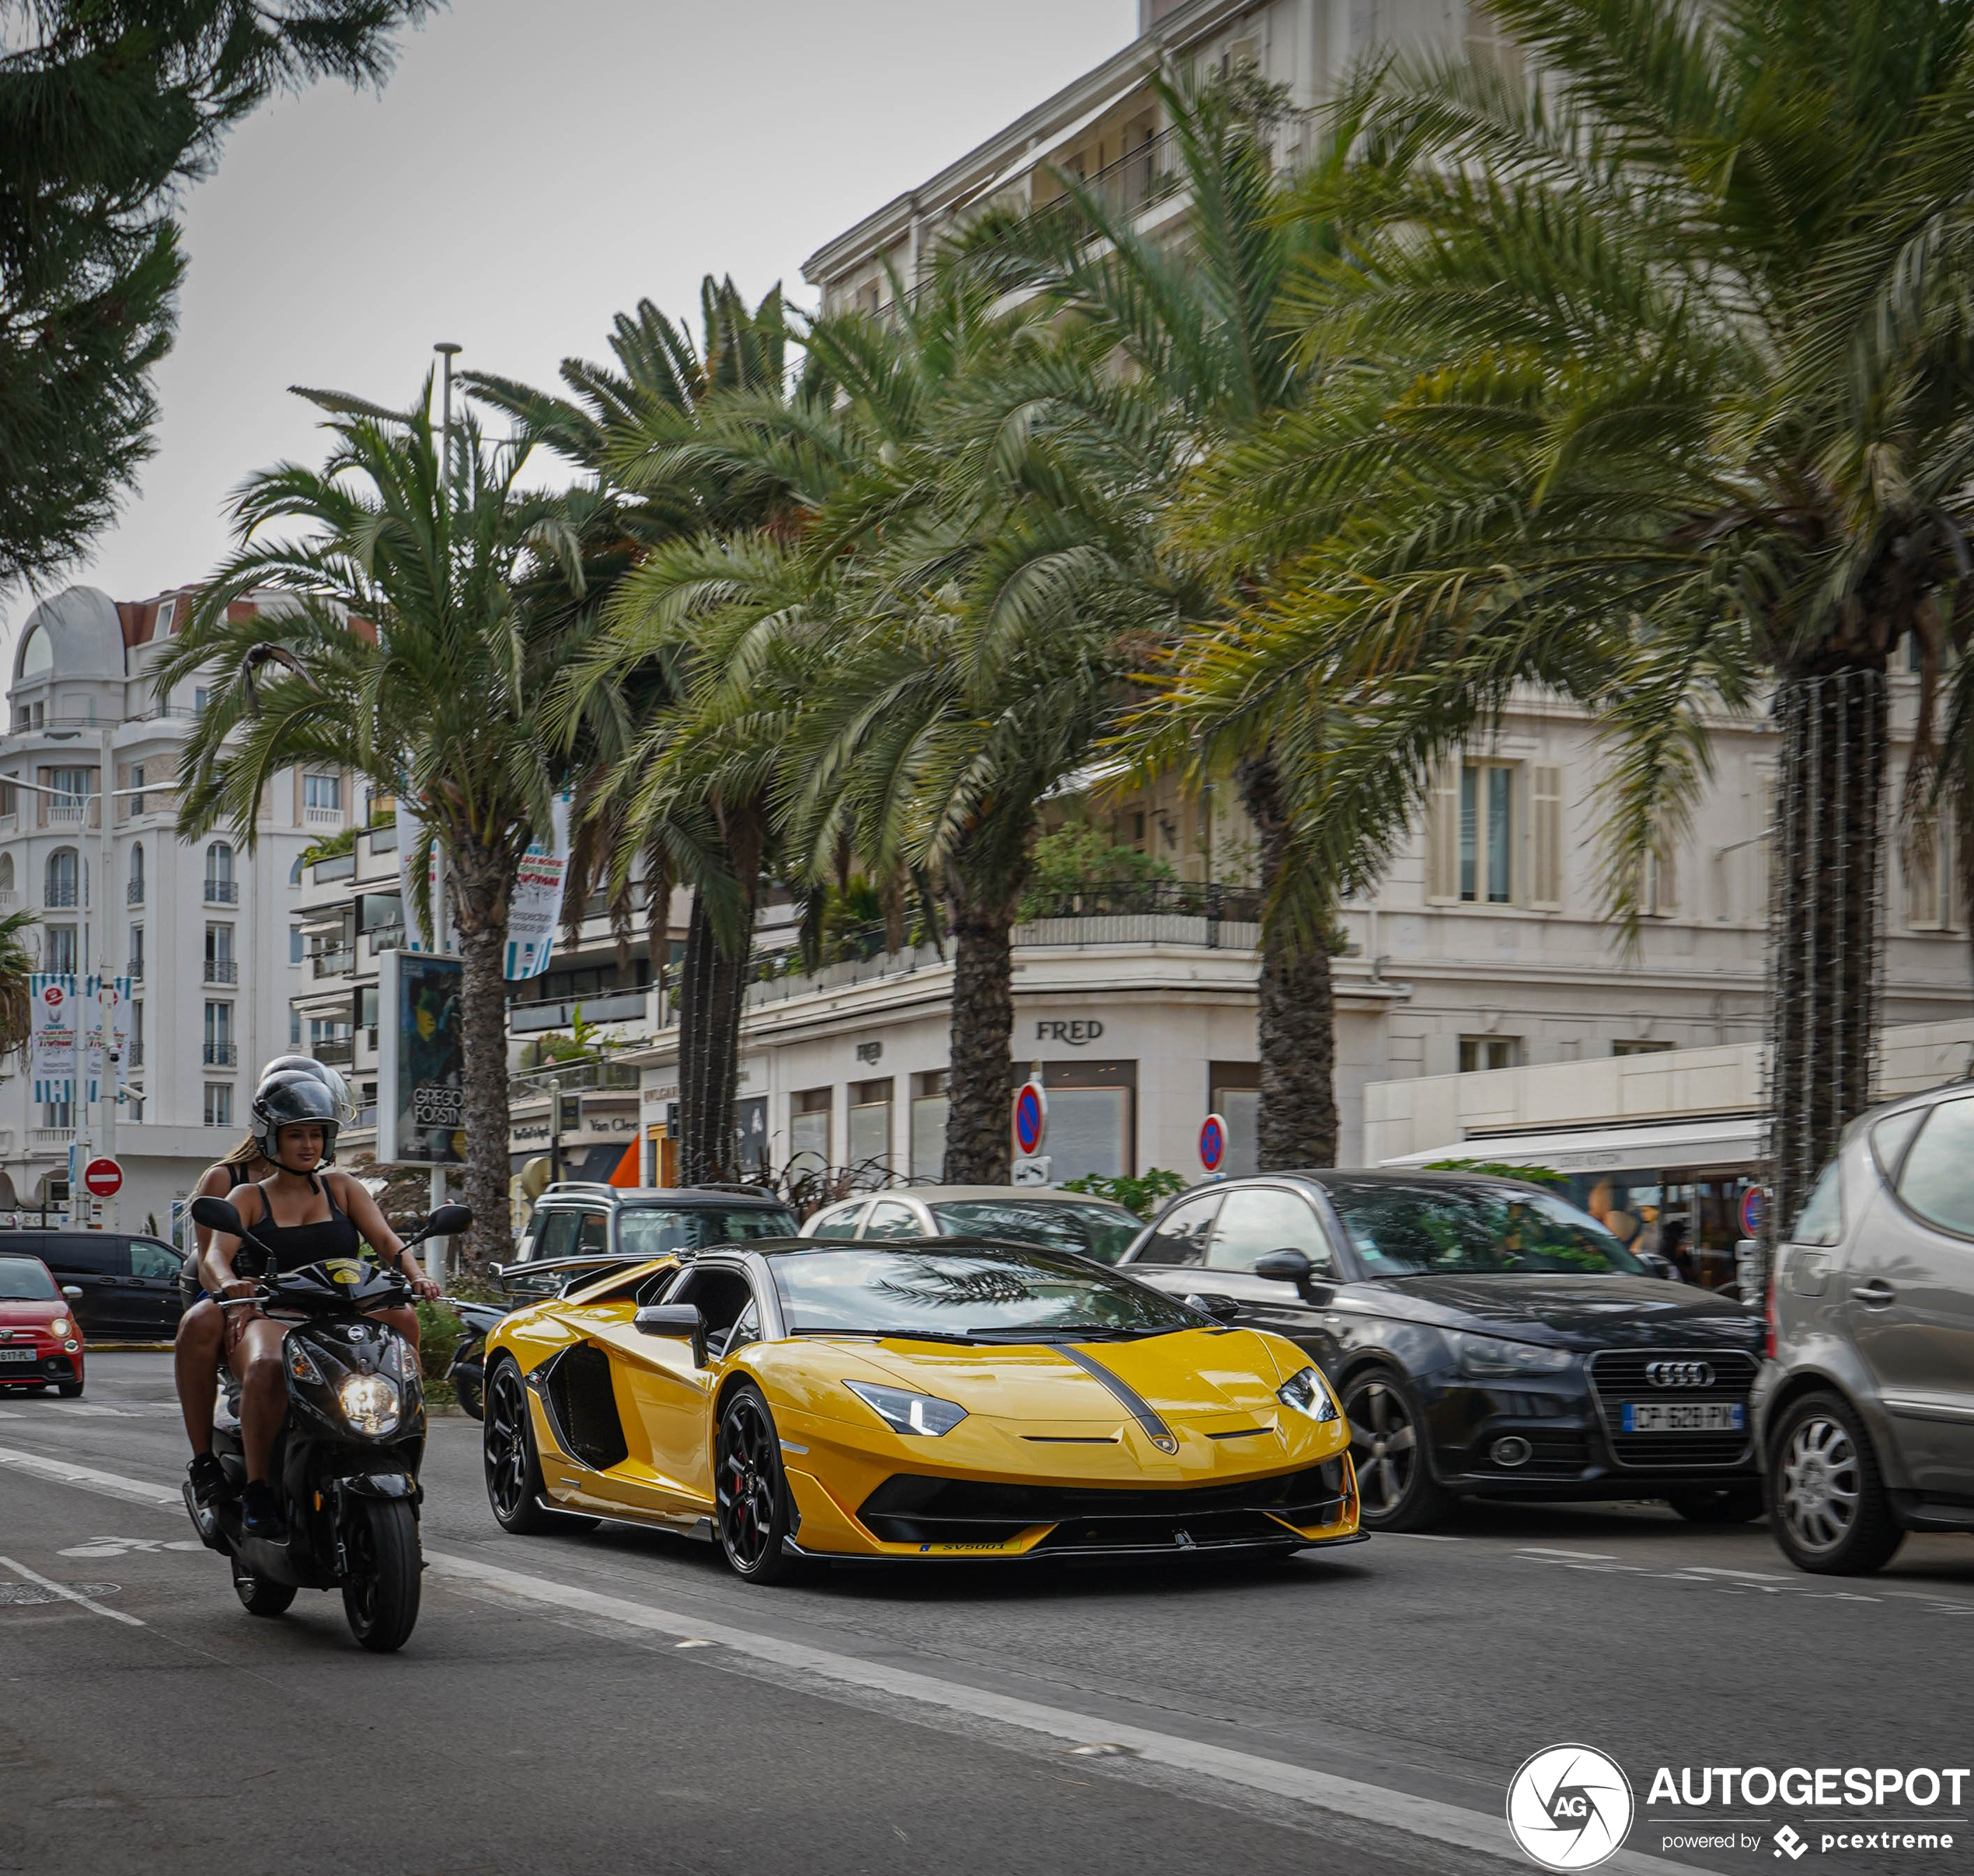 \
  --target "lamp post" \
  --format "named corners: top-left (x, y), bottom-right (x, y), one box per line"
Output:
top-left (425, 339), bottom-right (462, 1281)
